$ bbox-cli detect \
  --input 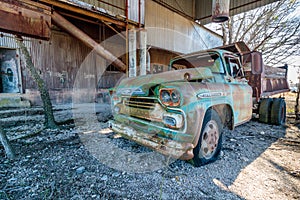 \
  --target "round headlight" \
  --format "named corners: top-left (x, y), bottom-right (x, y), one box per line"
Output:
top-left (171, 90), bottom-right (180, 103)
top-left (161, 90), bottom-right (171, 103)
